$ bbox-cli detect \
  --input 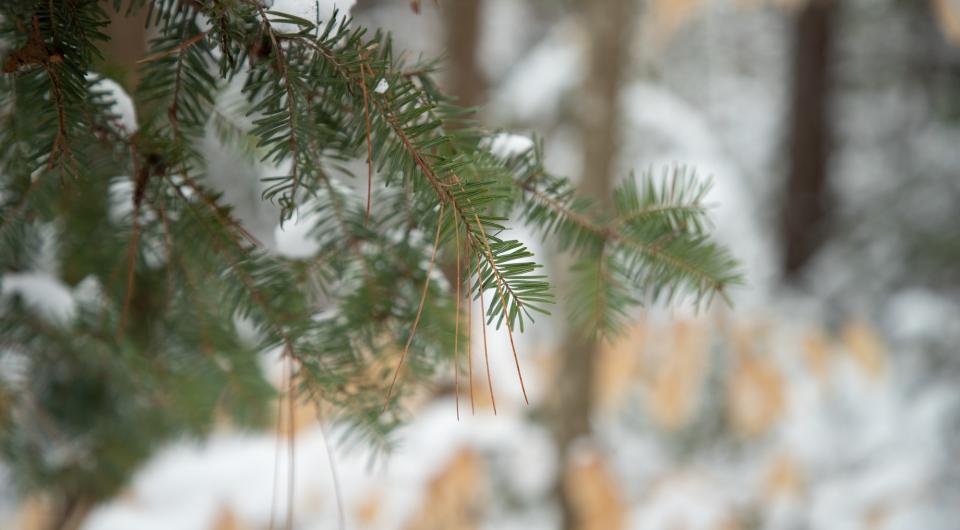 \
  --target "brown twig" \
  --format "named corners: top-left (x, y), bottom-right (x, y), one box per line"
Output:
top-left (166, 22), bottom-right (189, 136)
top-left (521, 181), bottom-right (726, 293)
top-left (136, 30), bottom-right (209, 64)
top-left (43, 64), bottom-right (74, 175)
top-left (369, 97), bottom-right (532, 359)
top-left (304, 41), bottom-right (530, 331)
top-left (176, 172), bottom-right (262, 247)
top-left (519, 181), bottom-right (611, 237)
top-left (368, 83), bottom-right (532, 404)
top-left (118, 143), bottom-right (147, 339)
top-left (2, 15), bottom-right (62, 73)
top-left (259, 22), bottom-right (538, 406)
top-left (250, 2), bottom-right (301, 202)
top-left (359, 62), bottom-right (375, 224)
